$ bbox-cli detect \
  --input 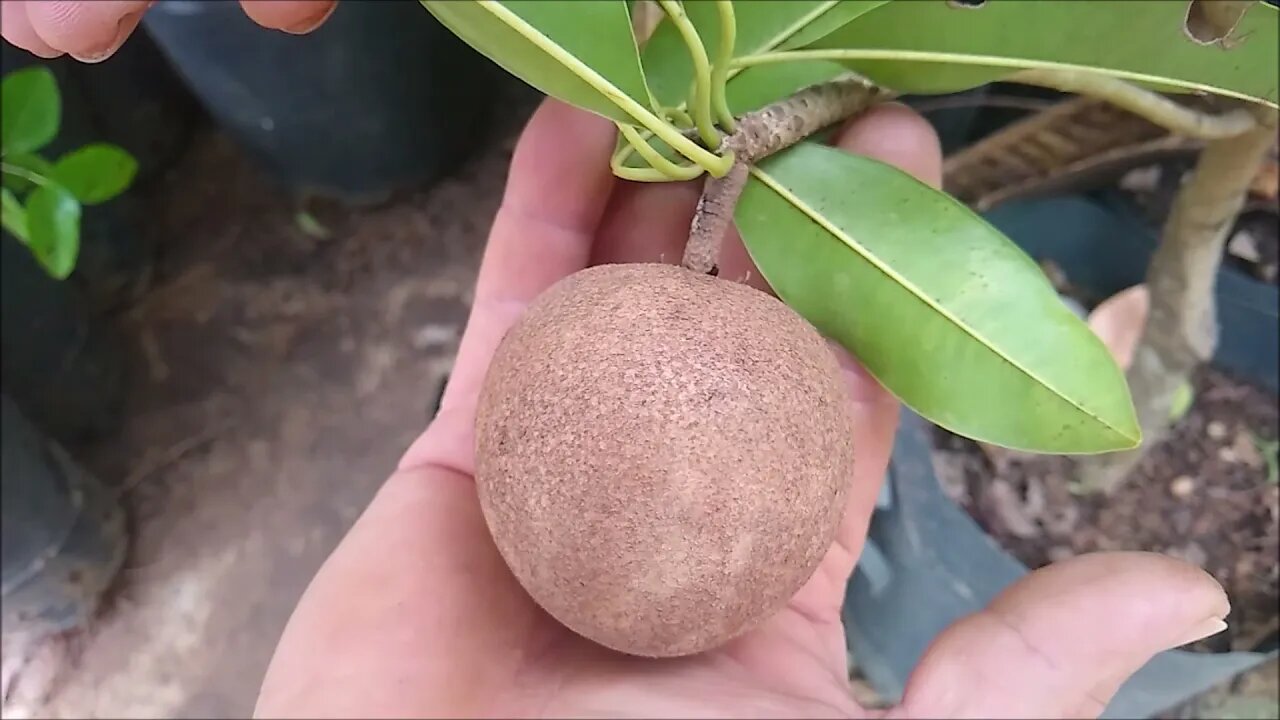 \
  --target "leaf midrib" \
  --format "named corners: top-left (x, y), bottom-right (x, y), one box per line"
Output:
top-left (476, 1), bottom-right (655, 122)
top-left (749, 163), bottom-right (1137, 444)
